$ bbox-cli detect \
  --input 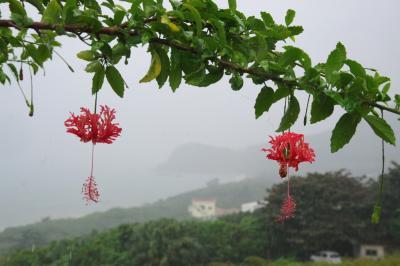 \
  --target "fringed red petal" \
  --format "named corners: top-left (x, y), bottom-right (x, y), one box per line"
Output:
top-left (65, 105), bottom-right (122, 144)
top-left (262, 132), bottom-right (315, 173)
